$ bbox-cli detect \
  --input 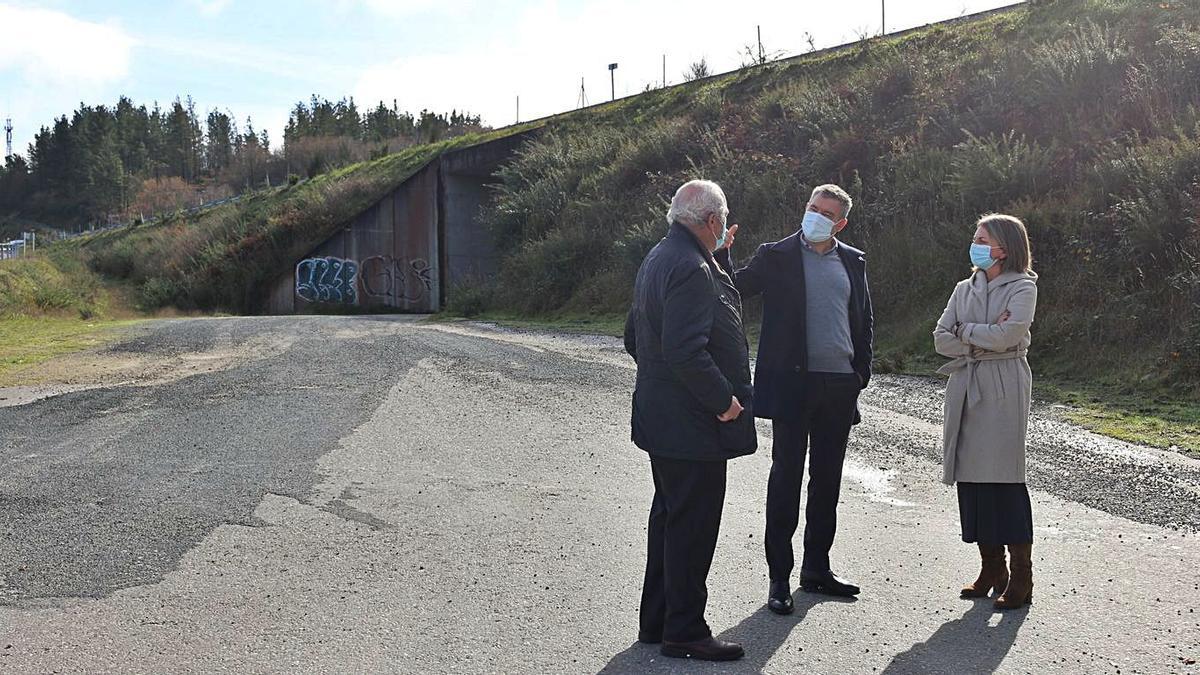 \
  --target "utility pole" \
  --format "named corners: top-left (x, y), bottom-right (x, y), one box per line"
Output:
top-left (662, 54), bottom-right (666, 88)
top-left (881, 0), bottom-right (886, 35)
top-left (757, 25), bottom-right (764, 63)
top-left (3, 118), bottom-right (11, 159)
top-left (516, 95), bottom-right (520, 123)
top-left (608, 63), bottom-right (618, 101)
